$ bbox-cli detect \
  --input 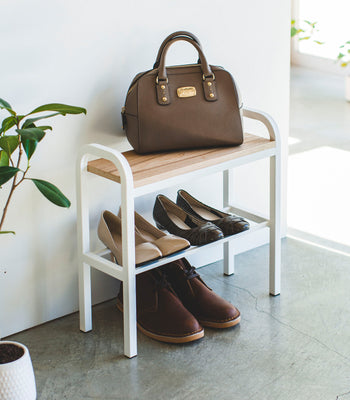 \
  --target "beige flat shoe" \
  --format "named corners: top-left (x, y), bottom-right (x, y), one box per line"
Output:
top-left (98, 210), bottom-right (162, 266)
top-left (118, 209), bottom-right (190, 257)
